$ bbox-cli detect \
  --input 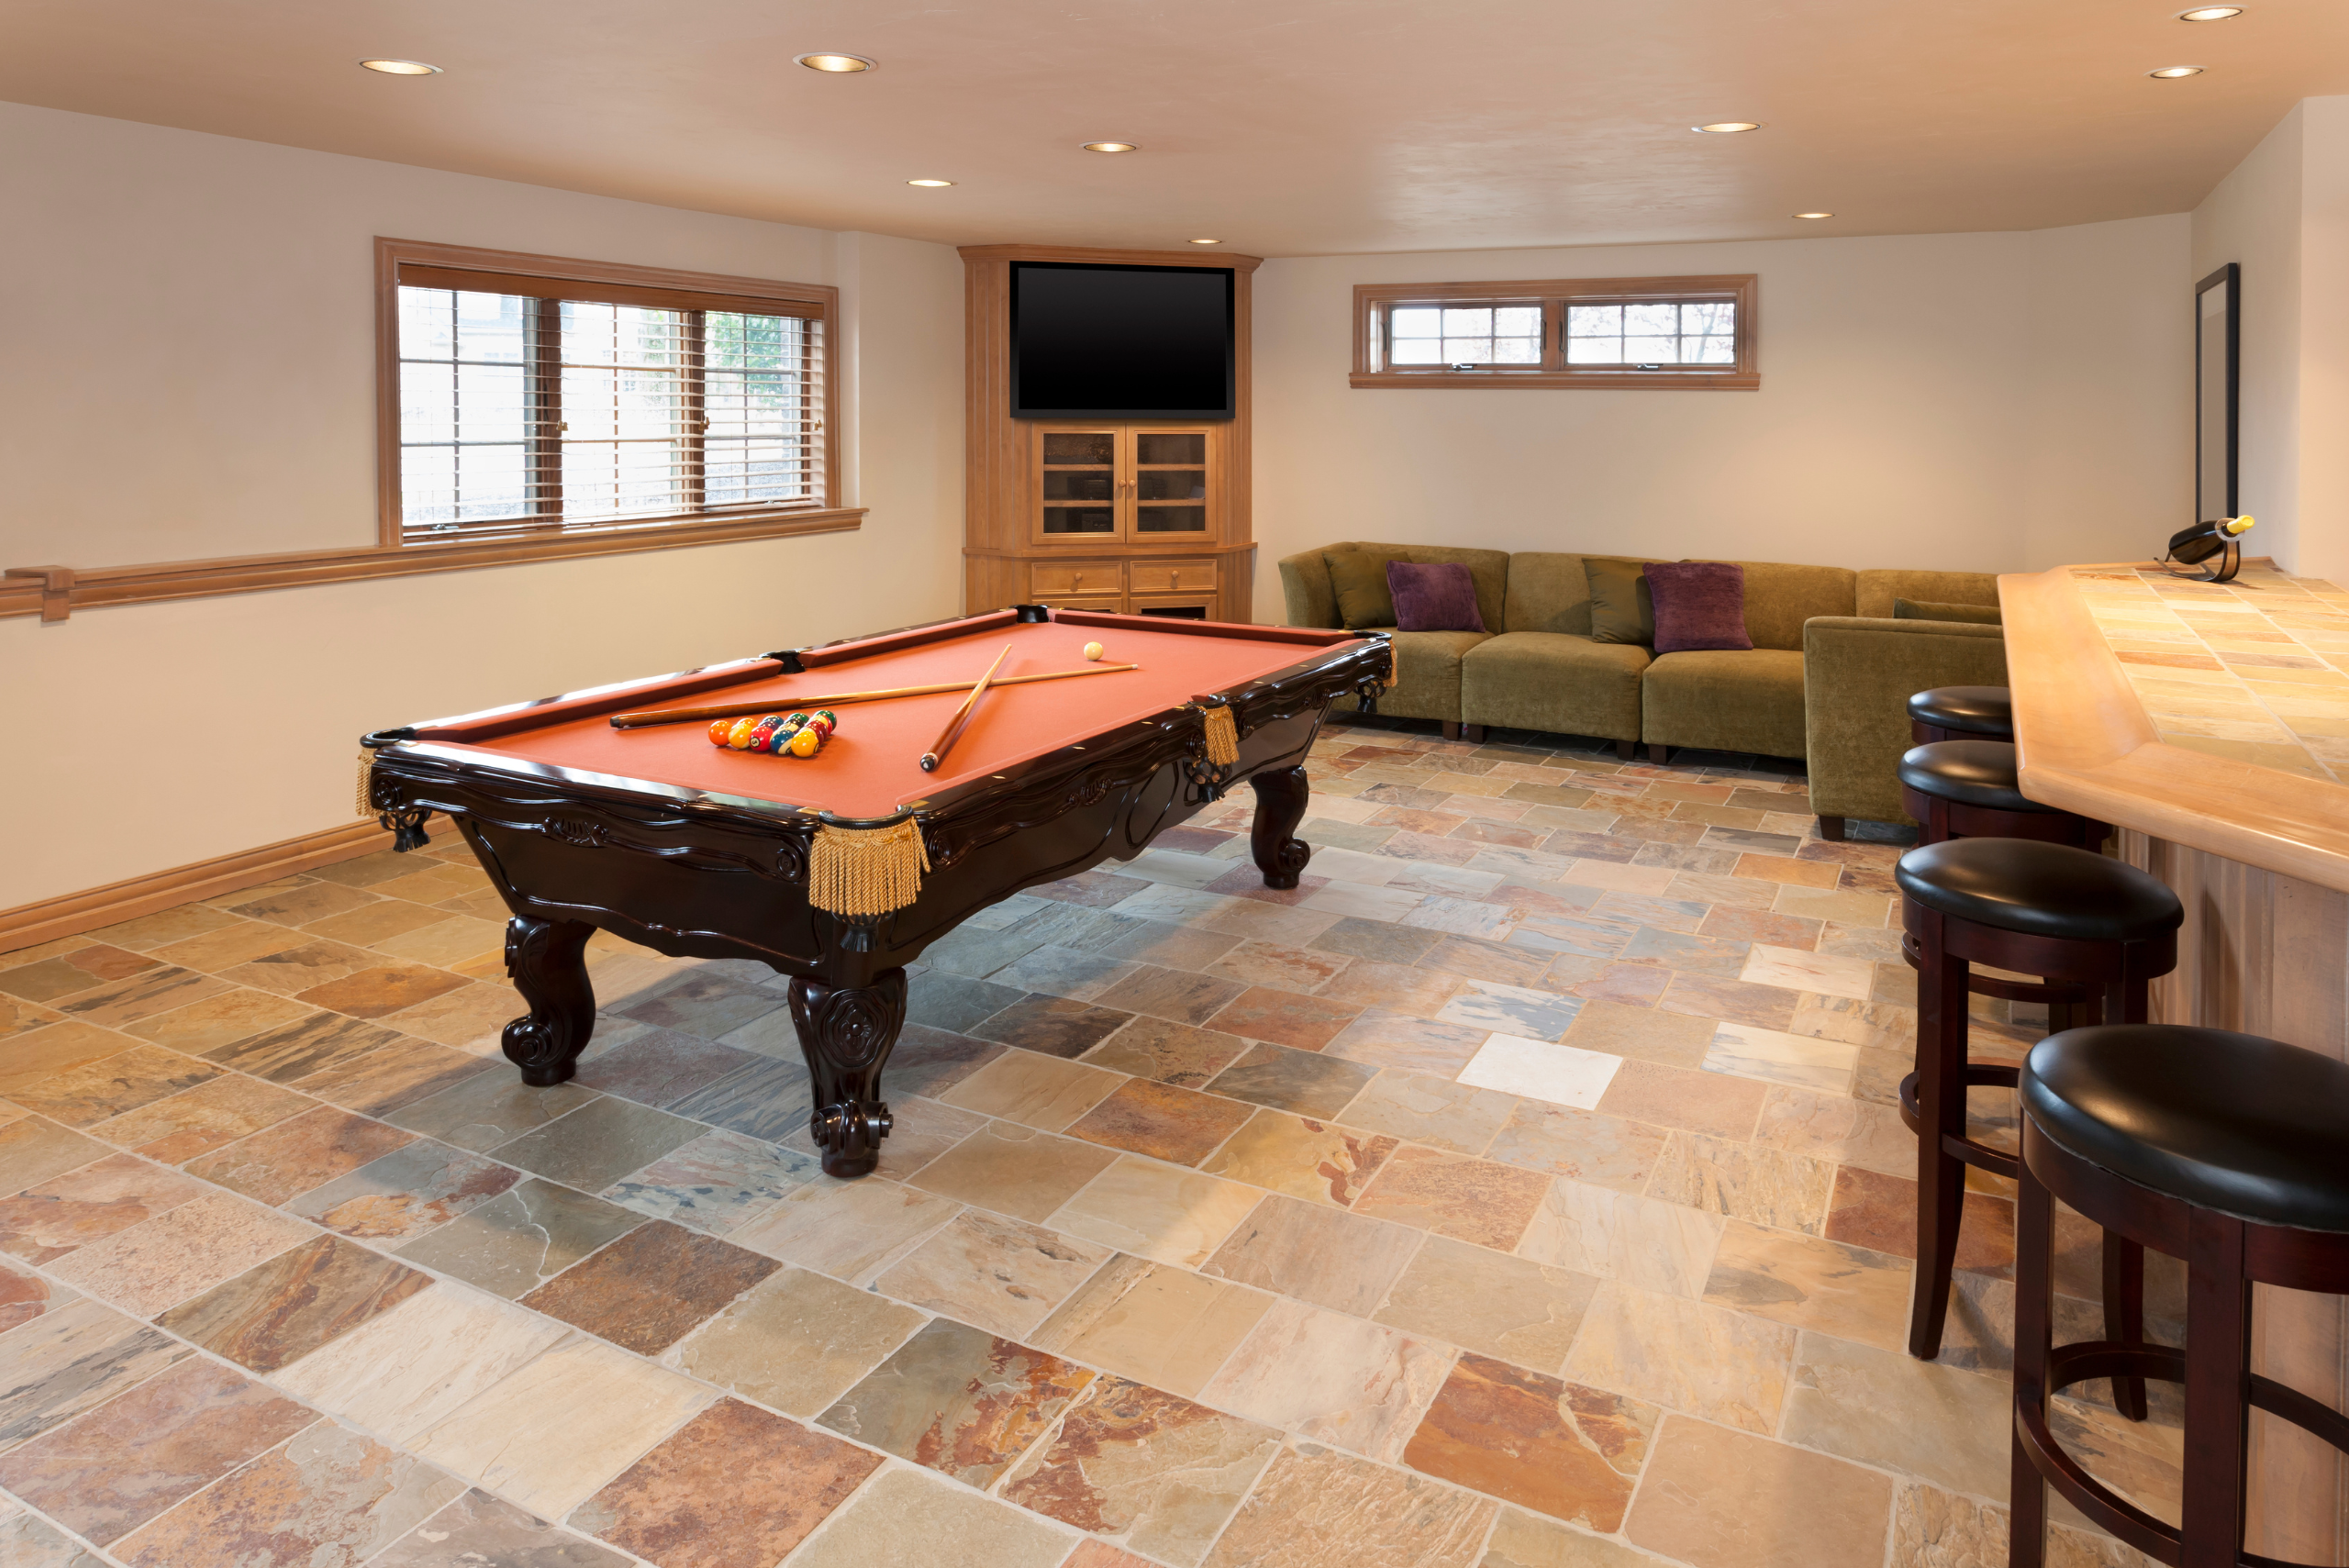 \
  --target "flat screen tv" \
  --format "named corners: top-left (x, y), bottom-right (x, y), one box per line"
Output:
top-left (1009, 261), bottom-right (1235, 420)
